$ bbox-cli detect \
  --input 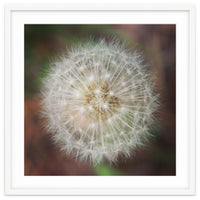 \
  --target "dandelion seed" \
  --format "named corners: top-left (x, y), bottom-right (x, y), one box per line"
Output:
top-left (75, 91), bottom-right (80, 98)
top-left (105, 73), bottom-right (110, 78)
top-left (80, 106), bottom-right (85, 113)
top-left (103, 103), bottom-right (108, 109)
top-left (70, 79), bottom-right (74, 85)
top-left (41, 39), bottom-right (159, 164)
top-left (89, 75), bottom-right (94, 81)
top-left (109, 91), bottom-right (114, 95)
top-left (88, 105), bottom-right (93, 111)
top-left (94, 89), bottom-right (100, 94)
